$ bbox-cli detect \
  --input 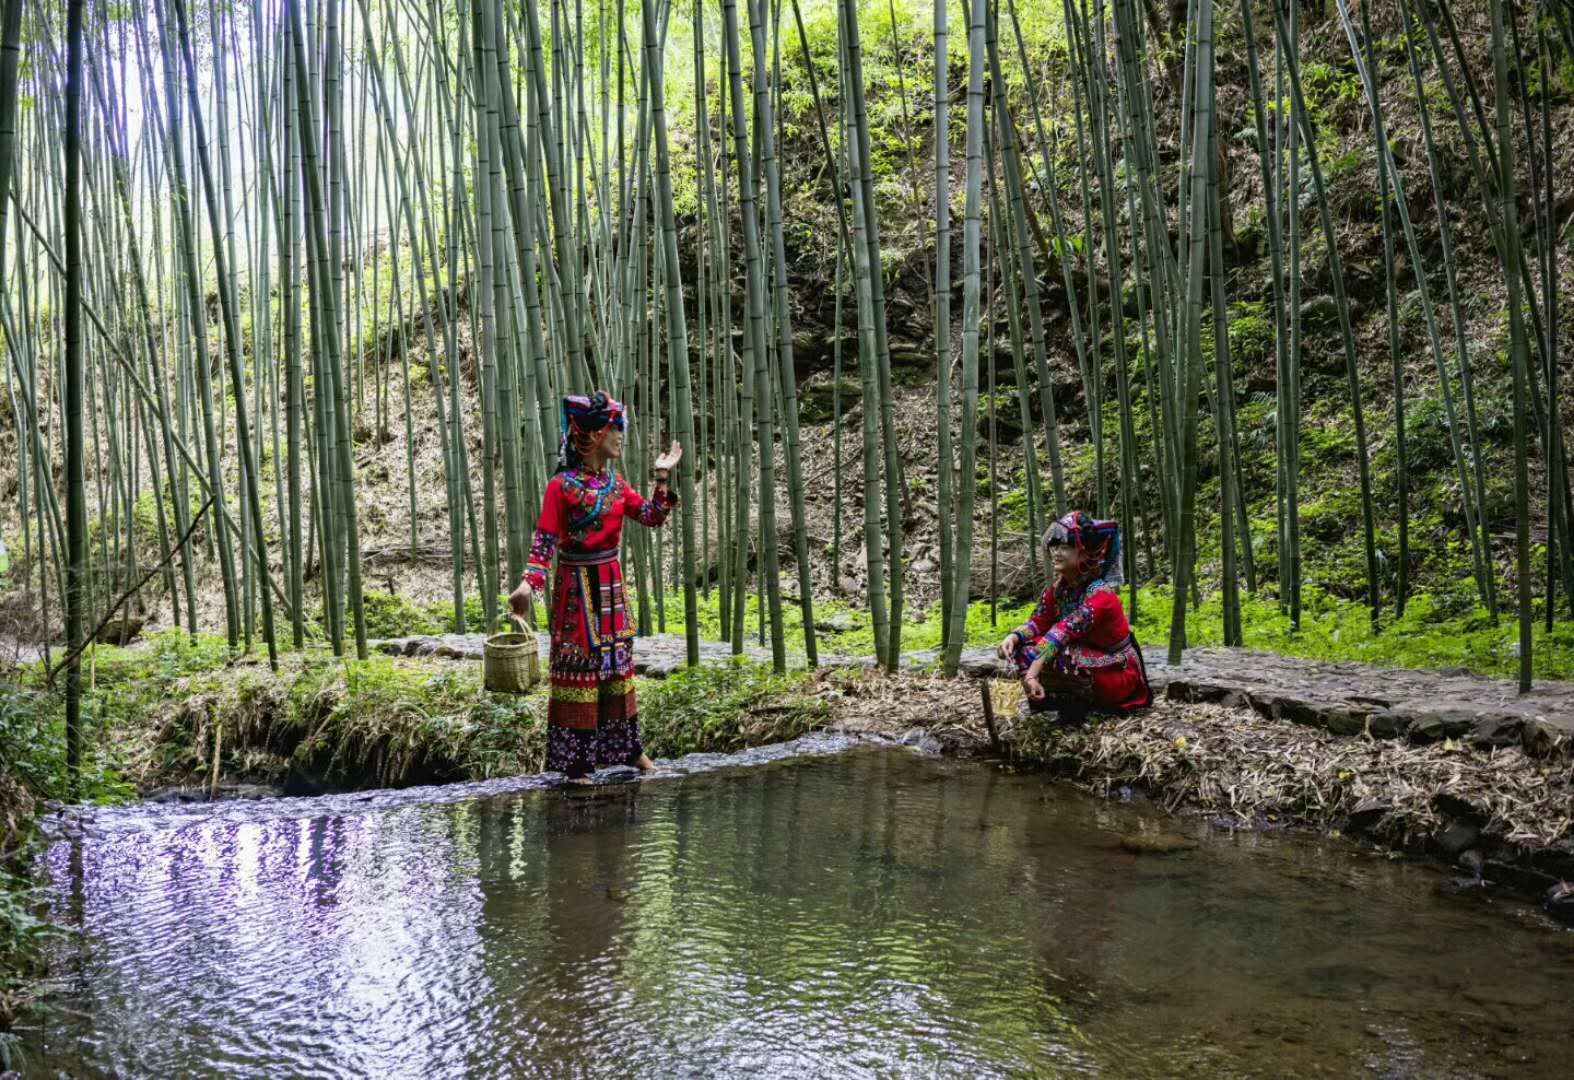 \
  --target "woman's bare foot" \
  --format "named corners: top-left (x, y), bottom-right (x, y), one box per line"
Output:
top-left (634, 754), bottom-right (655, 772)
